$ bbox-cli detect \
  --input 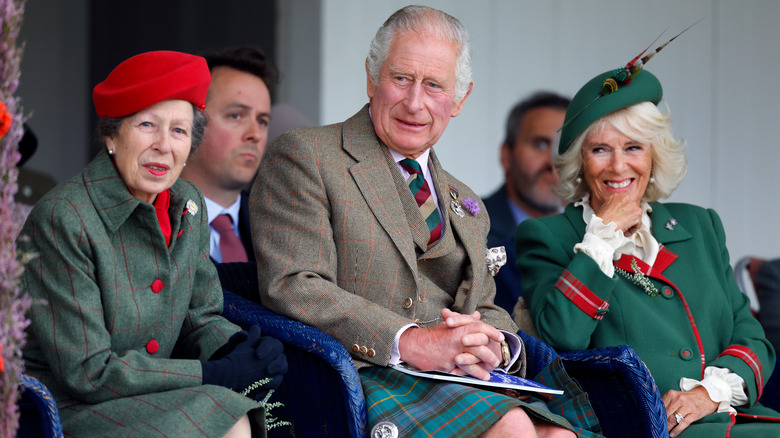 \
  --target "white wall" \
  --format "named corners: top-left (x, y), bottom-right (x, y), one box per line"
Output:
top-left (314, 0), bottom-right (780, 264)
